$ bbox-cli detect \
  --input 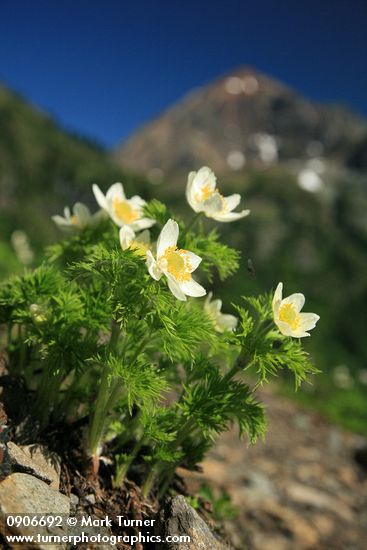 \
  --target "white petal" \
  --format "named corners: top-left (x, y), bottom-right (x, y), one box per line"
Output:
top-left (157, 219), bottom-right (179, 258)
top-left (223, 194), bottom-right (241, 212)
top-left (92, 184), bottom-right (108, 210)
top-left (275, 319), bottom-right (294, 337)
top-left (146, 250), bottom-right (162, 281)
top-left (217, 313), bottom-right (238, 332)
top-left (272, 282), bottom-right (283, 318)
top-left (290, 327), bottom-right (311, 338)
top-left (129, 195), bottom-right (146, 209)
top-left (73, 202), bottom-right (91, 226)
top-left (64, 206), bottom-right (71, 219)
top-left (109, 212), bottom-right (126, 227)
top-left (273, 283), bottom-right (283, 306)
top-left (166, 274), bottom-right (187, 301)
top-left (299, 312), bottom-right (320, 331)
top-left (186, 171), bottom-right (199, 211)
top-left (119, 226), bottom-right (135, 249)
top-left (180, 278), bottom-right (206, 297)
top-left (282, 293), bottom-right (305, 313)
top-left (185, 251), bottom-right (202, 272)
top-left (106, 182), bottom-right (125, 202)
top-left (212, 298), bottom-right (223, 313)
top-left (191, 166), bottom-right (216, 197)
top-left (130, 217), bottom-right (156, 231)
top-left (52, 215), bottom-right (69, 226)
top-left (202, 193), bottom-right (223, 216)
top-left (211, 209), bottom-right (250, 222)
